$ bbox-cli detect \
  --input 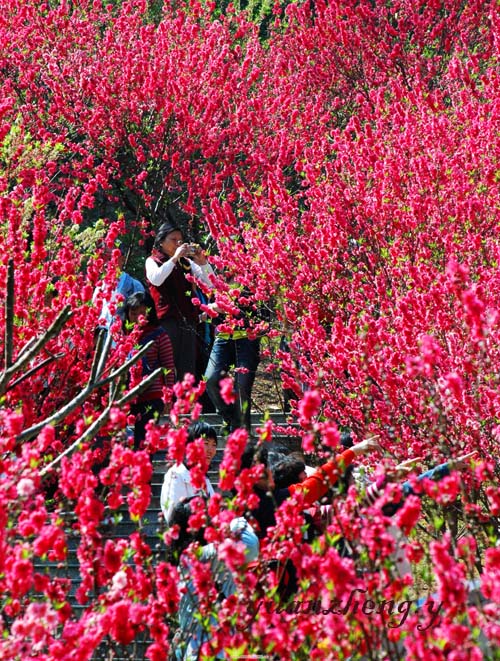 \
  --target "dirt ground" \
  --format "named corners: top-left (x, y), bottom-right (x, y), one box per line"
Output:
top-left (251, 355), bottom-right (287, 415)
